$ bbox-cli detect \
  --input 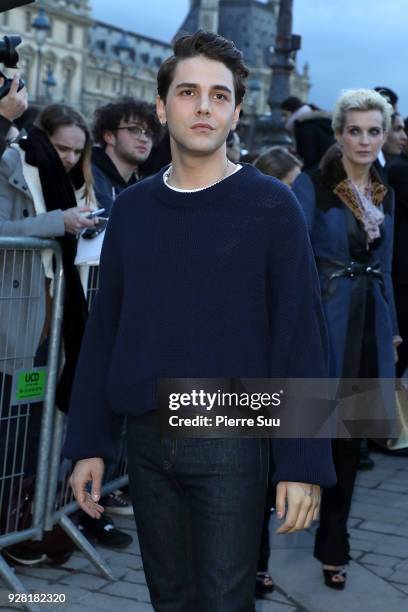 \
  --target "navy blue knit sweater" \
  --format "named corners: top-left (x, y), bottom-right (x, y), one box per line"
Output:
top-left (64, 164), bottom-right (336, 487)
